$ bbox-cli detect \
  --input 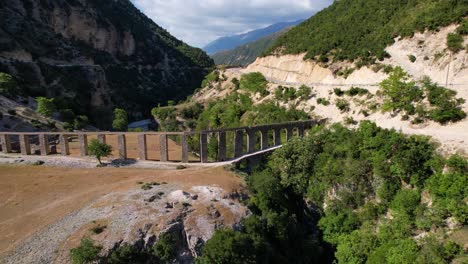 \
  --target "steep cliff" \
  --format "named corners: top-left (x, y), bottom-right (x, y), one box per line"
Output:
top-left (0, 0), bottom-right (213, 128)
